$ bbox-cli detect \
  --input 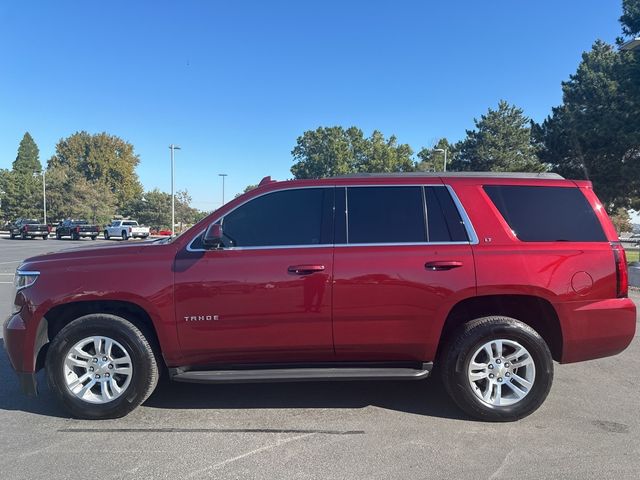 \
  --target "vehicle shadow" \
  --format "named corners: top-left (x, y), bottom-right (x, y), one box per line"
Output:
top-left (0, 338), bottom-right (467, 421)
top-left (144, 371), bottom-right (468, 420)
top-left (0, 339), bottom-right (70, 418)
